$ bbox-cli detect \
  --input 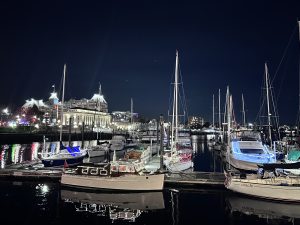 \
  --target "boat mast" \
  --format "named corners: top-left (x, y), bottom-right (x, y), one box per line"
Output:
top-left (131, 97), bottom-right (133, 124)
top-left (212, 94), bottom-right (215, 128)
top-left (297, 21), bottom-right (300, 135)
top-left (96, 82), bottom-right (101, 140)
top-left (265, 63), bottom-right (272, 147)
top-left (175, 50), bottom-right (179, 147)
top-left (59, 64), bottom-right (66, 146)
top-left (226, 86), bottom-right (231, 148)
top-left (171, 50), bottom-right (179, 155)
top-left (218, 89), bottom-right (221, 129)
top-left (242, 93), bottom-right (246, 127)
